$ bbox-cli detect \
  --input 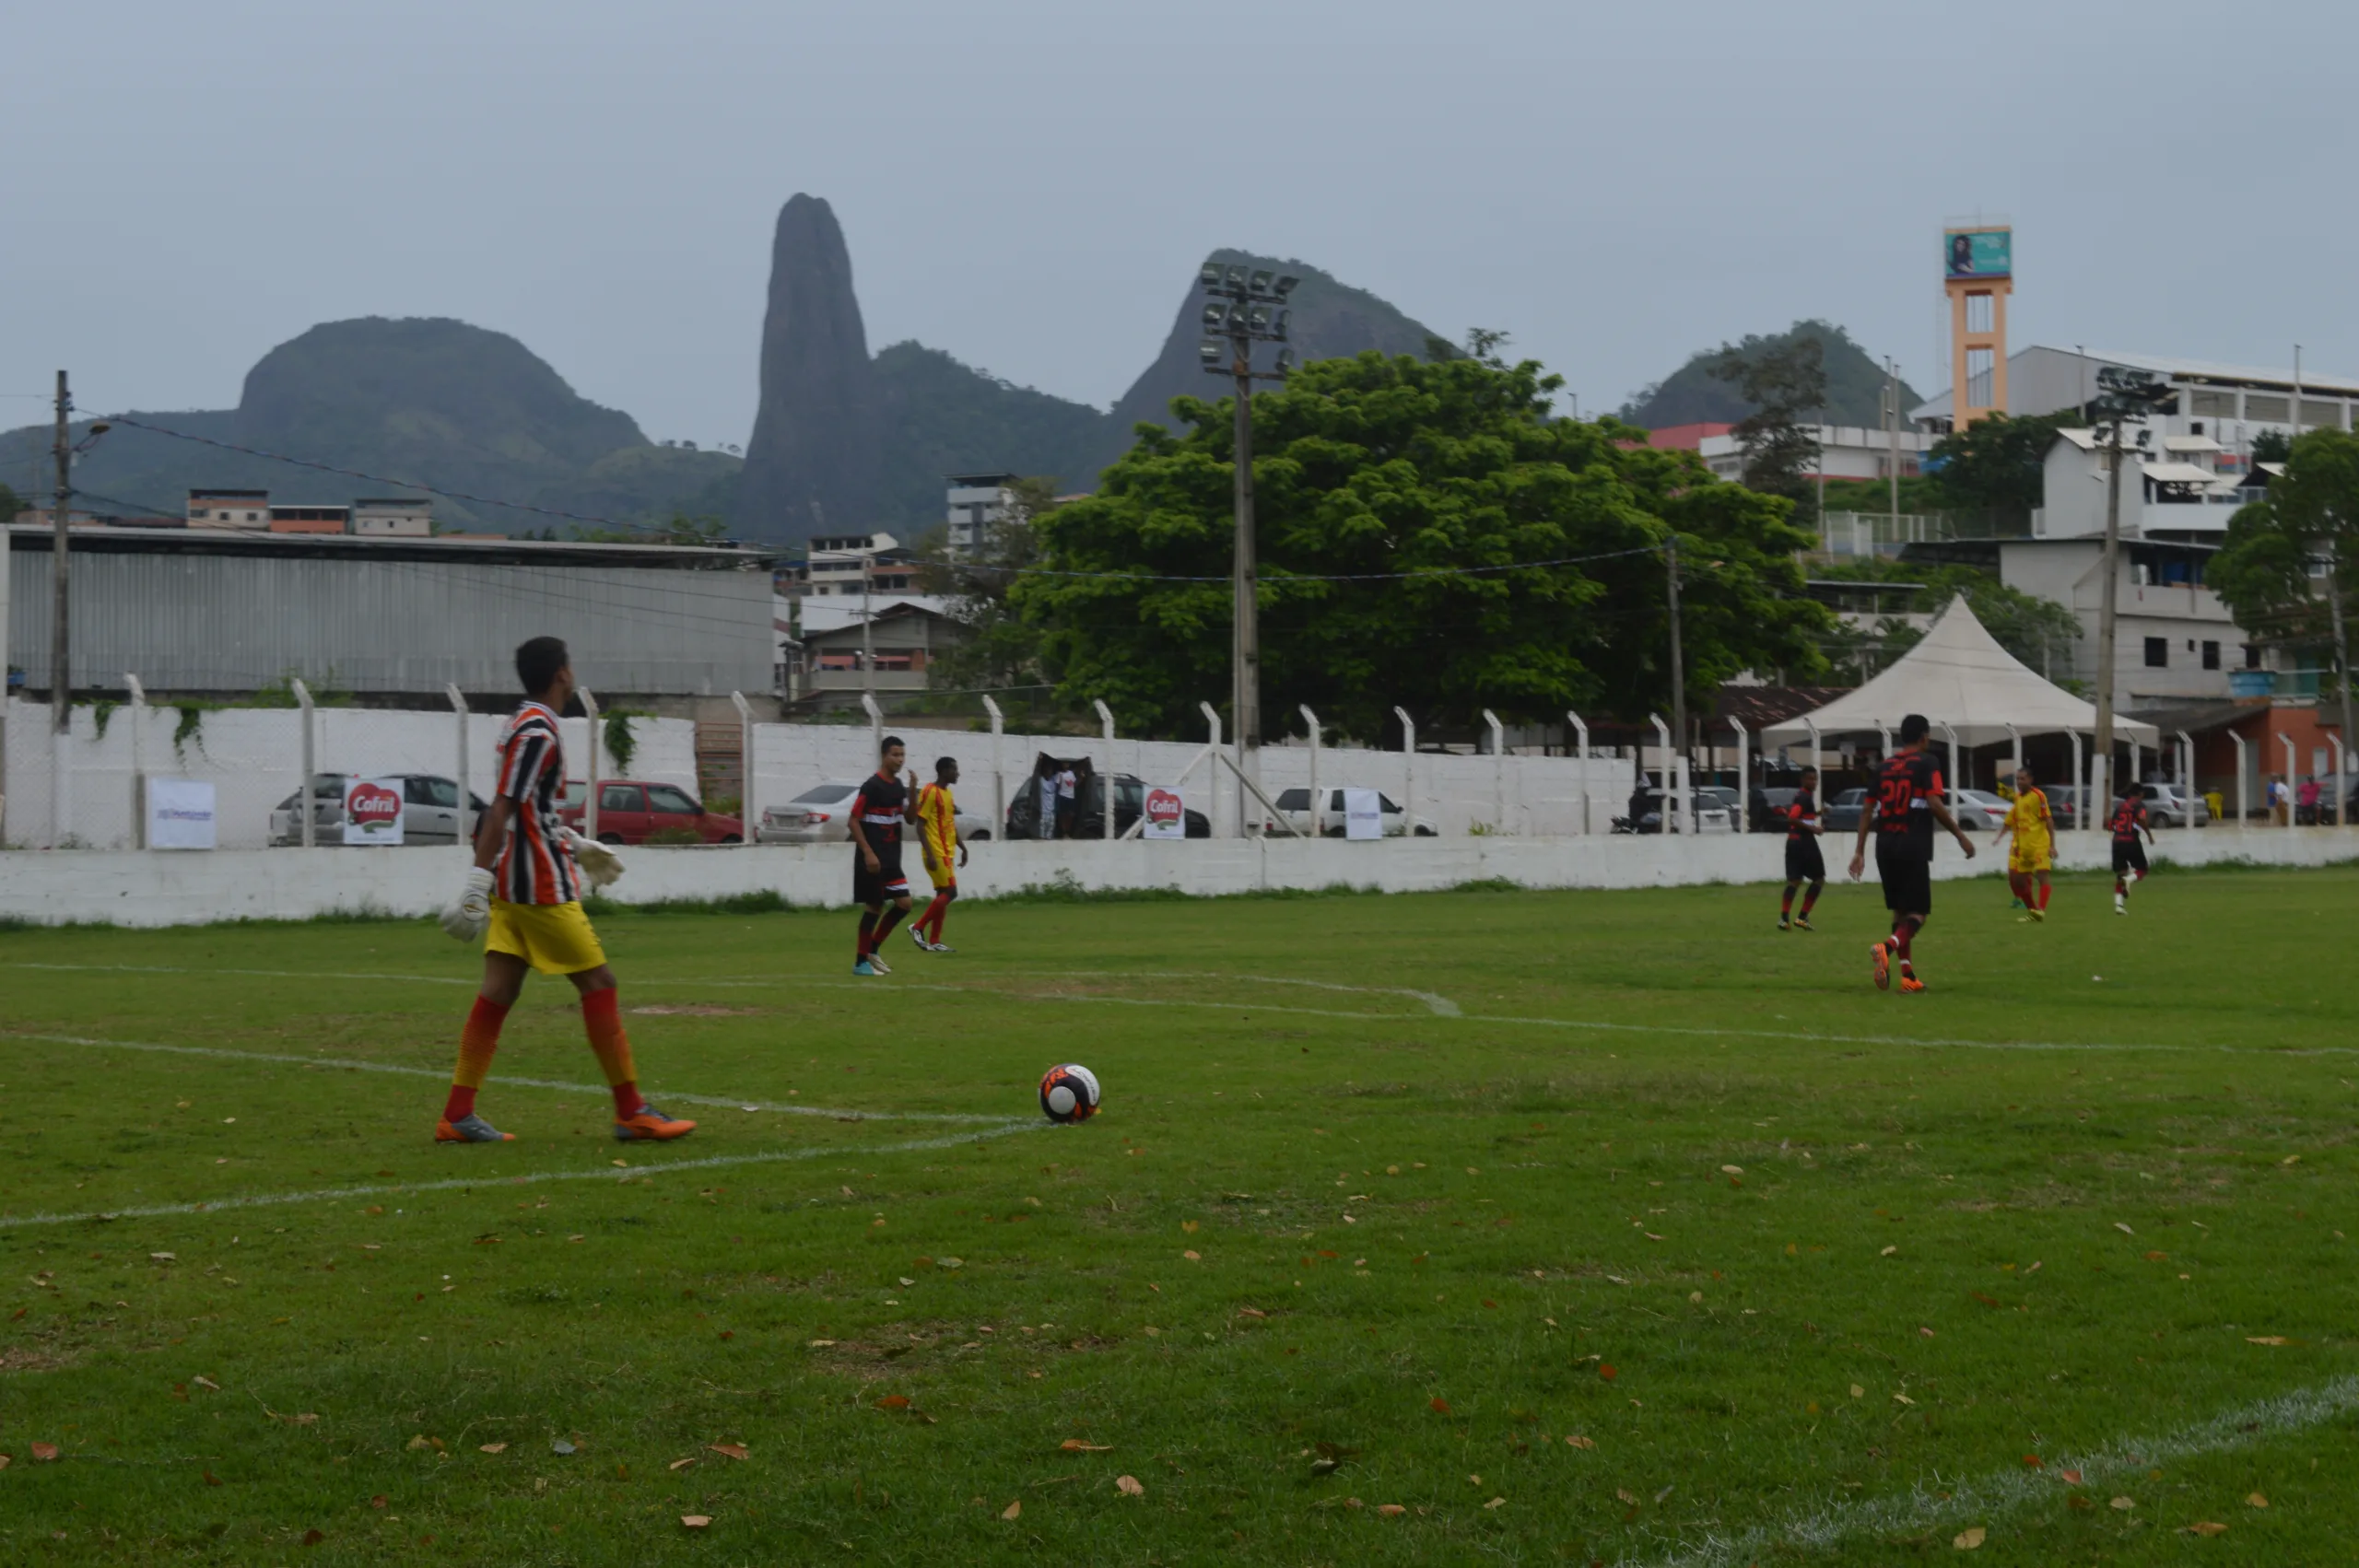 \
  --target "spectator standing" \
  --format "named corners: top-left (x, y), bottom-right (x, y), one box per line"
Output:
top-left (1054, 764), bottom-right (1079, 838)
top-left (2299, 775), bottom-right (2321, 825)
